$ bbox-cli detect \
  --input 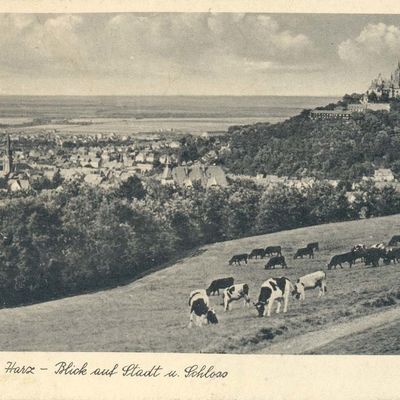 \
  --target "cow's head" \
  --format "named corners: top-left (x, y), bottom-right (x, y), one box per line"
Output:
top-left (205, 288), bottom-right (211, 296)
top-left (253, 301), bottom-right (265, 317)
top-left (206, 309), bottom-right (218, 324)
top-left (291, 283), bottom-right (301, 300)
top-left (228, 259), bottom-right (234, 265)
